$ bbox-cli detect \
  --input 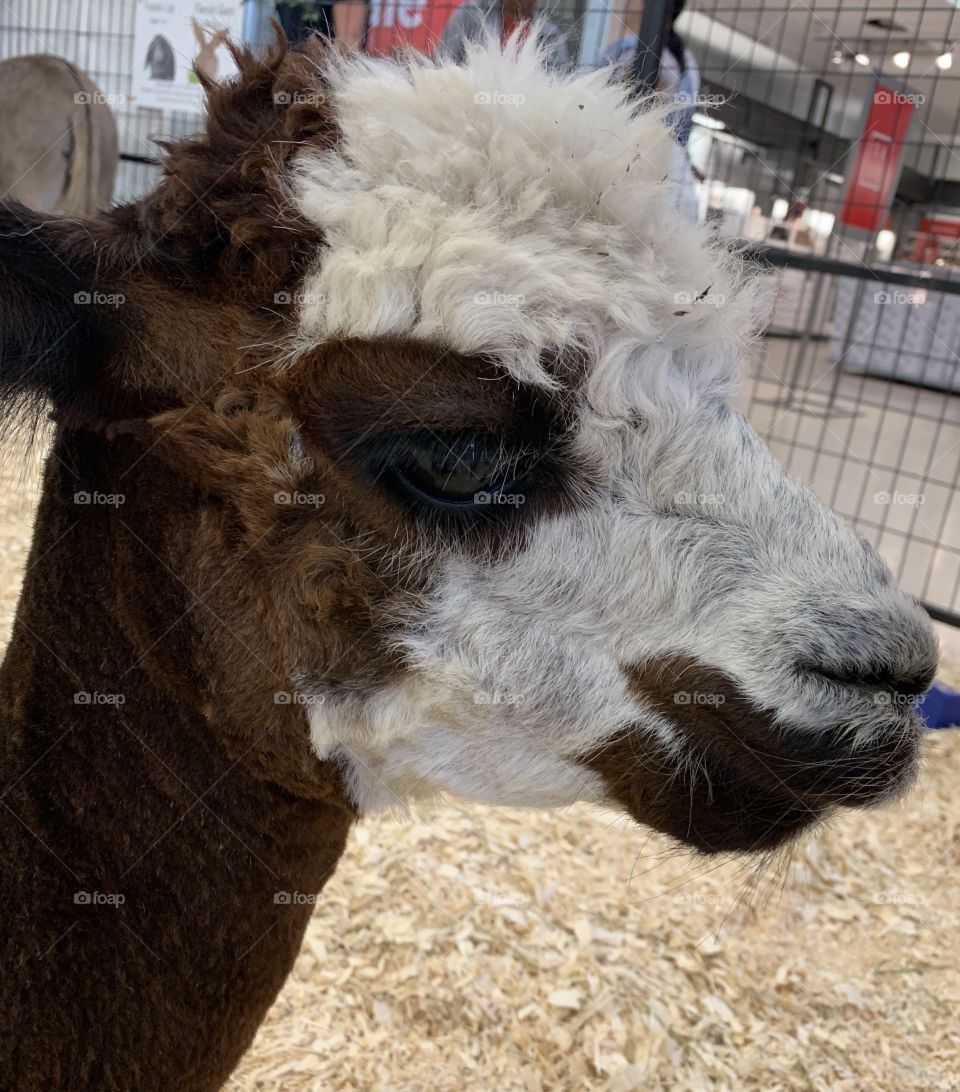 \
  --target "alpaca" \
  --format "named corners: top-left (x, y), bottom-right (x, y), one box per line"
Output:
top-left (0, 35), bottom-right (938, 1091)
top-left (0, 55), bottom-right (118, 214)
